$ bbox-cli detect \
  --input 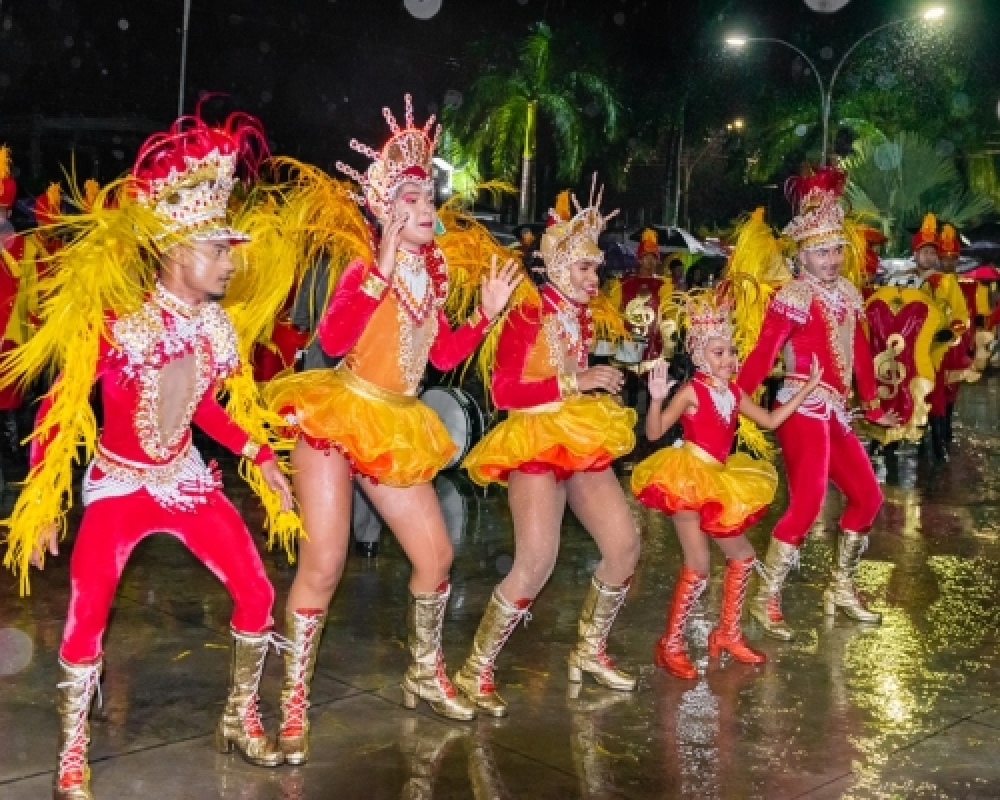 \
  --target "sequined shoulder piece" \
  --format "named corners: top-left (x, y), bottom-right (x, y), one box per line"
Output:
top-left (770, 279), bottom-right (813, 325)
top-left (837, 277), bottom-right (863, 314)
top-left (111, 302), bottom-right (165, 371)
top-left (201, 302), bottom-right (241, 377)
